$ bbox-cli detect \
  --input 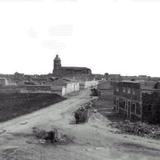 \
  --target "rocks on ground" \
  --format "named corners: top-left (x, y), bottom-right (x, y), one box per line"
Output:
top-left (110, 120), bottom-right (160, 139)
top-left (32, 127), bottom-right (71, 145)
